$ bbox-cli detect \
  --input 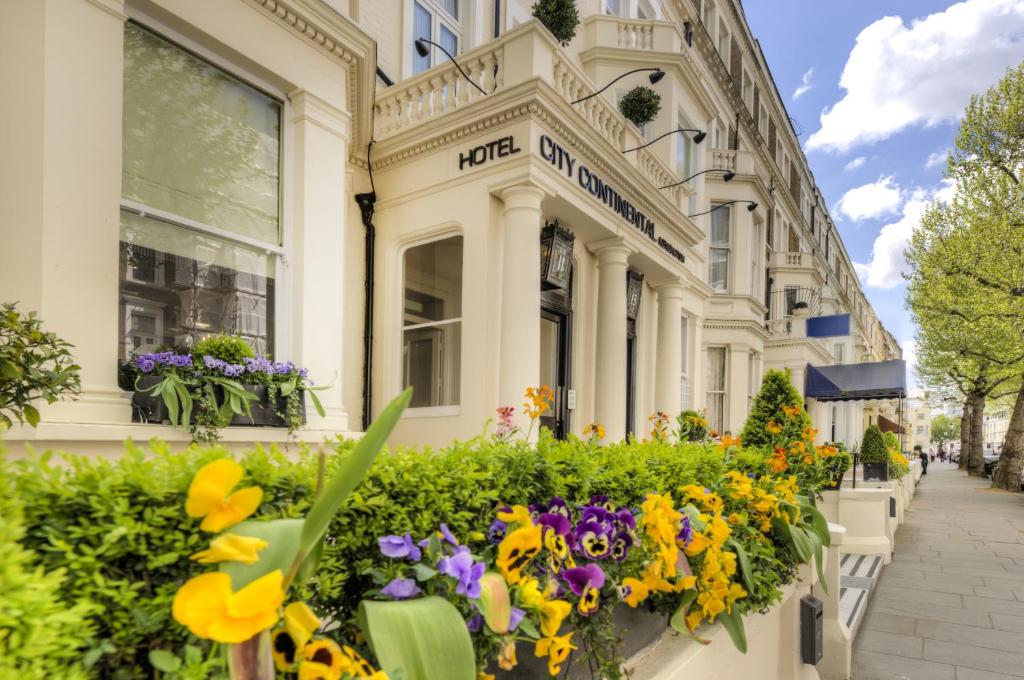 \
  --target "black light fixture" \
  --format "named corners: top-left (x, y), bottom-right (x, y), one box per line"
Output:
top-left (688, 200), bottom-right (758, 218)
top-left (683, 21), bottom-right (694, 47)
top-left (414, 38), bottom-right (491, 96)
top-left (571, 67), bottom-right (665, 105)
top-left (626, 270), bottom-right (645, 320)
top-left (622, 127), bottom-right (706, 153)
top-left (540, 220), bottom-right (575, 291)
top-left (659, 168), bottom-right (734, 190)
